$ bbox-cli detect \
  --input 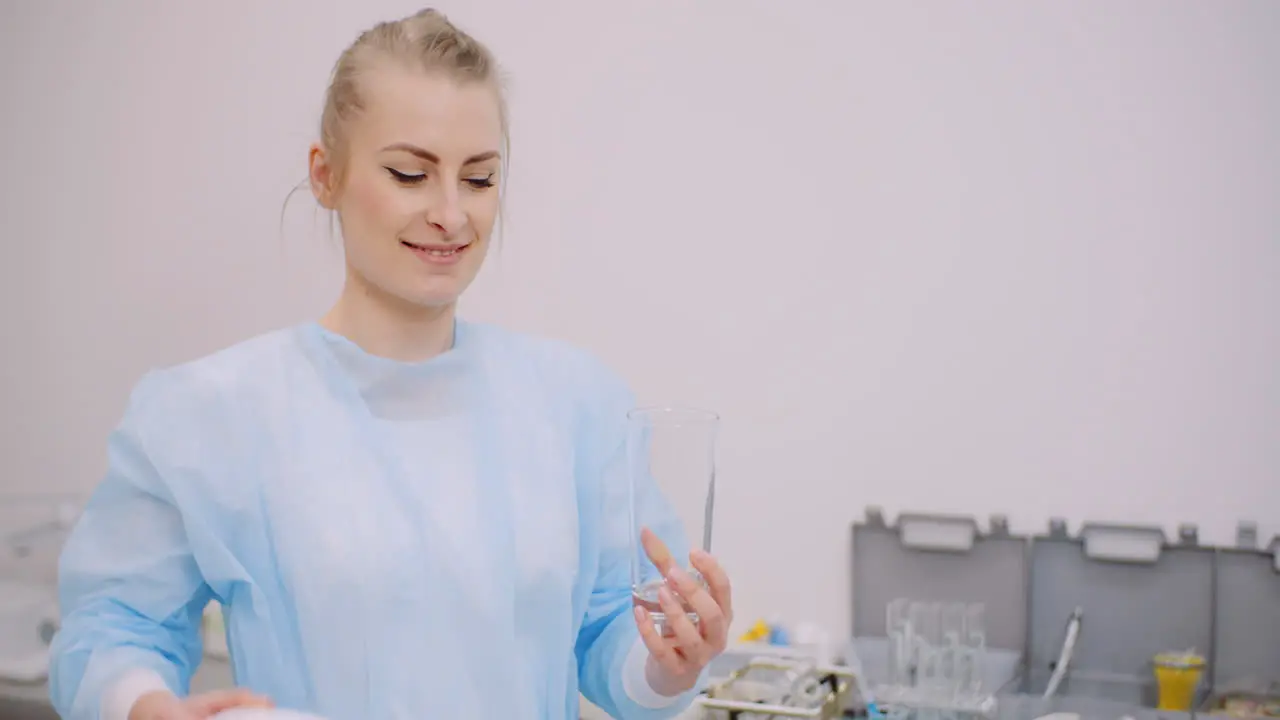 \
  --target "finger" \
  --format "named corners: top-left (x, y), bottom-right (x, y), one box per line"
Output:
top-left (640, 527), bottom-right (676, 576)
top-left (169, 705), bottom-right (203, 720)
top-left (188, 689), bottom-right (274, 717)
top-left (634, 606), bottom-right (686, 676)
top-left (148, 694), bottom-right (201, 720)
top-left (189, 691), bottom-right (268, 717)
top-left (691, 549), bottom-right (734, 622)
top-left (666, 565), bottom-right (726, 648)
top-left (658, 586), bottom-right (707, 665)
